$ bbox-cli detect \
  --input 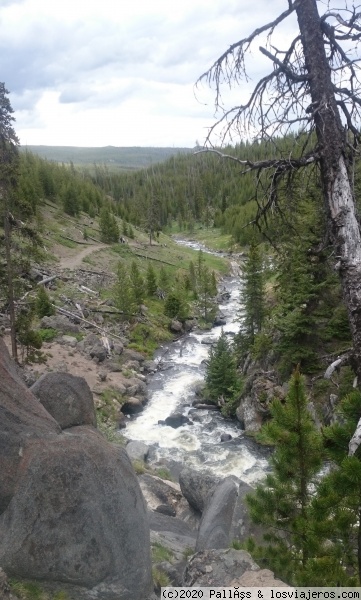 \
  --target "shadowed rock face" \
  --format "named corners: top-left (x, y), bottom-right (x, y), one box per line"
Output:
top-left (0, 339), bottom-right (61, 515)
top-left (30, 372), bottom-right (97, 430)
top-left (0, 340), bottom-right (153, 600)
